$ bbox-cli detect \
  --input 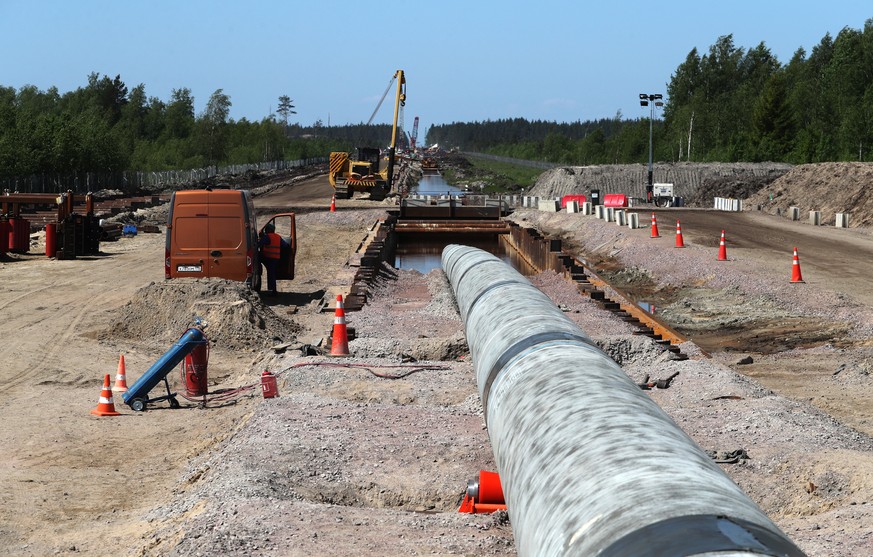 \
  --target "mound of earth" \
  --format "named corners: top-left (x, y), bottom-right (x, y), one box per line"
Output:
top-left (529, 162), bottom-right (792, 203)
top-left (103, 279), bottom-right (301, 351)
top-left (746, 162), bottom-right (873, 227)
